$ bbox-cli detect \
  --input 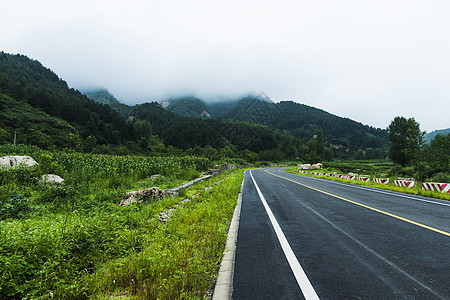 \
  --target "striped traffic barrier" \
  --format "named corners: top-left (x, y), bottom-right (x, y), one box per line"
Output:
top-left (344, 175), bottom-right (355, 180)
top-left (394, 180), bottom-right (415, 189)
top-left (373, 178), bottom-right (389, 185)
top-left (422, 182), bottom-right (450, 193)
top-left (356, 177), bottom-right (370, 182)
top-left (334, 174), bottom-right (344, 179)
